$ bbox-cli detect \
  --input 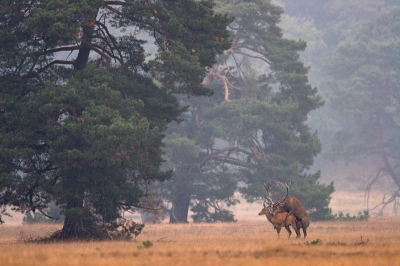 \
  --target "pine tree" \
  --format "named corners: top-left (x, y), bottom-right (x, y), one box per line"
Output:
top-left (160, 0), bottom-right (334, 223)
top-left (0, 0), bottom-right (231, 239)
